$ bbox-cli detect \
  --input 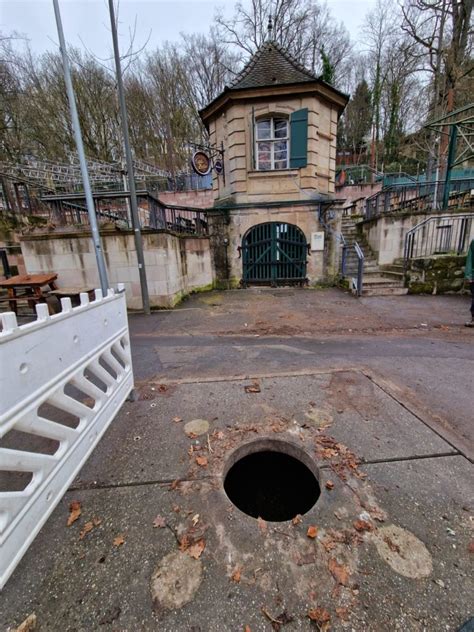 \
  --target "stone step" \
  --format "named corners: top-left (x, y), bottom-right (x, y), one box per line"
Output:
top-left (361, 286), bottom-right (409, 297)
top-left (379, 270), bottom-right (405, 279)
top-left (380, 265), bottom-right (405, 275)
top-left (345, 258), bottom-right (378, 267)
